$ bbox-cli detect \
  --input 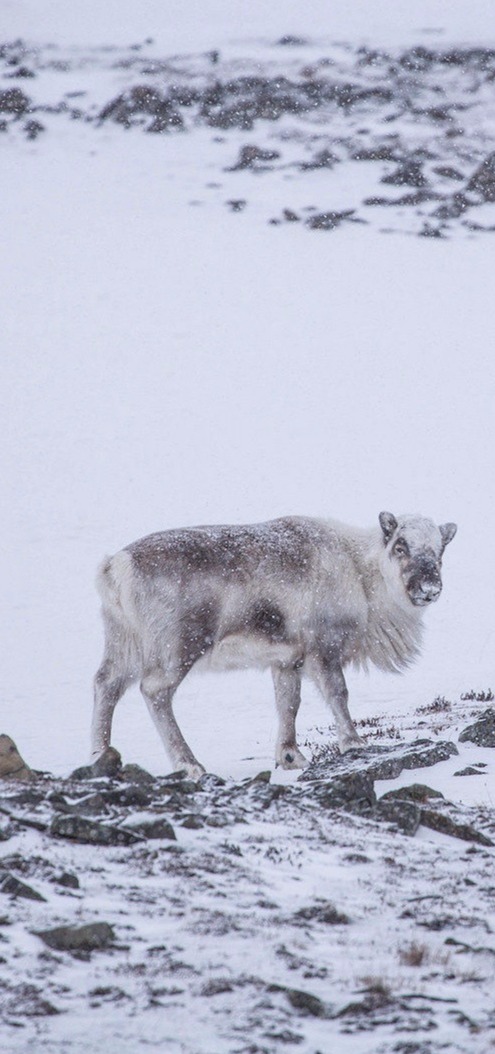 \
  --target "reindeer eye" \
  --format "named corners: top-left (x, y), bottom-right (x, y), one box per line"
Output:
top-left (394, 540), bottom-right (408, 557)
